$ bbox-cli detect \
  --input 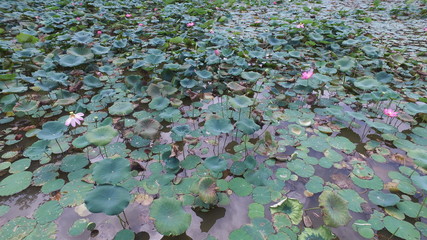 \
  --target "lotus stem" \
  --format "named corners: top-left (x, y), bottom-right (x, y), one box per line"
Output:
top-left (122, 211), bottom-right (130, 226)
top-left (55, 139), bottom-right (64, 153)
top-left (117, 215), bottom-right (126, 229)
top-left (304, 207), bottom-right (321, 211)
top-left (103, 146), bottom-right (108, 158)
top-left (415, 195), bottom-right (427, 219)
top-left (409, 166), bottom-right (419, 178)
top-left (387, 227), bottom-right (400, 240)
